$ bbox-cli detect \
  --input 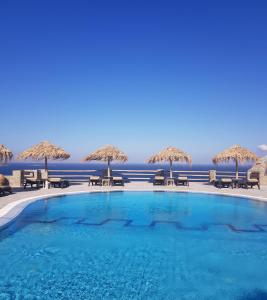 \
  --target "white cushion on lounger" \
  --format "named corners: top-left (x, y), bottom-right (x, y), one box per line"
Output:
top-left (221, 178), bottom-right (232, 183)
top-left (113, 177), bottom-right (123, 180)
top-left (248, 178), bottom-right (258, 183)
top-left (48, 177), bottom-right (62, 183)
top-left (155, 176), bottom-right (164, 180)
top-left (90, 176), bottom-right (100, 180)
top-left (178, 176), bottom-right (188, 180)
